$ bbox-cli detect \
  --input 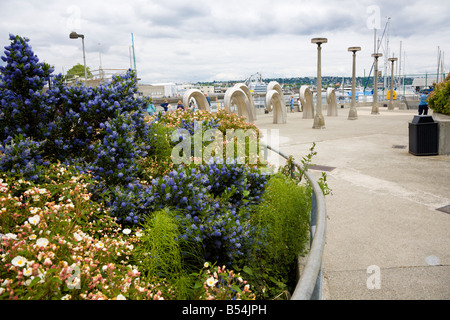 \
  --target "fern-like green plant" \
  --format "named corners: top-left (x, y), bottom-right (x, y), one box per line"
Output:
top-left (134, 208), bottom-right (202, 299)
top-left (244, 174), bottom-right (312, 299)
